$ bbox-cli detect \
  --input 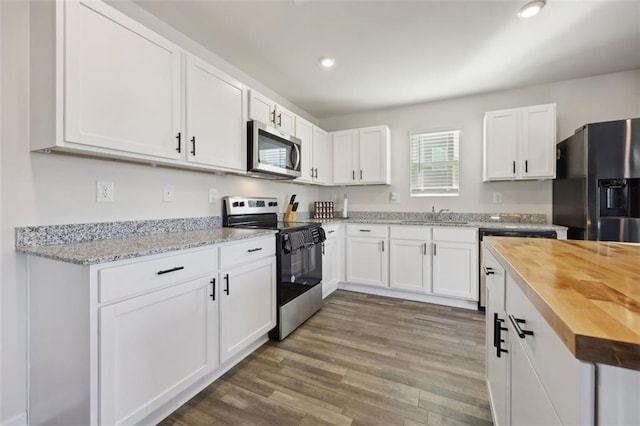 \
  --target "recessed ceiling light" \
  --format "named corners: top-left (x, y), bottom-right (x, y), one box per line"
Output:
top-left (319, 57), bottom-right (335, 69)
top-left (518, 0), bottom-right (546, 18)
